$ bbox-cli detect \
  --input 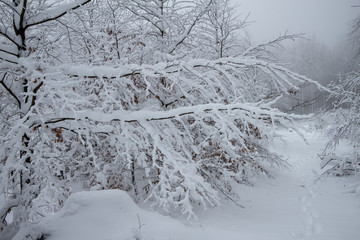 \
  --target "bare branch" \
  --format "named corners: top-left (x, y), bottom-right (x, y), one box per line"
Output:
top-left (240, 32), bottom-right (305, 58)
